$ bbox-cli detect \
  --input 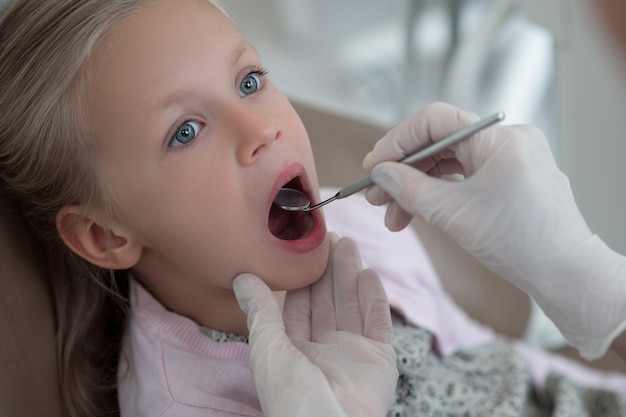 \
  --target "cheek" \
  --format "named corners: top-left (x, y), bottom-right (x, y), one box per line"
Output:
top-left (138, 209), bottom-right (260, 289)
top-left (113, 173), bottom-right (243, 274)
